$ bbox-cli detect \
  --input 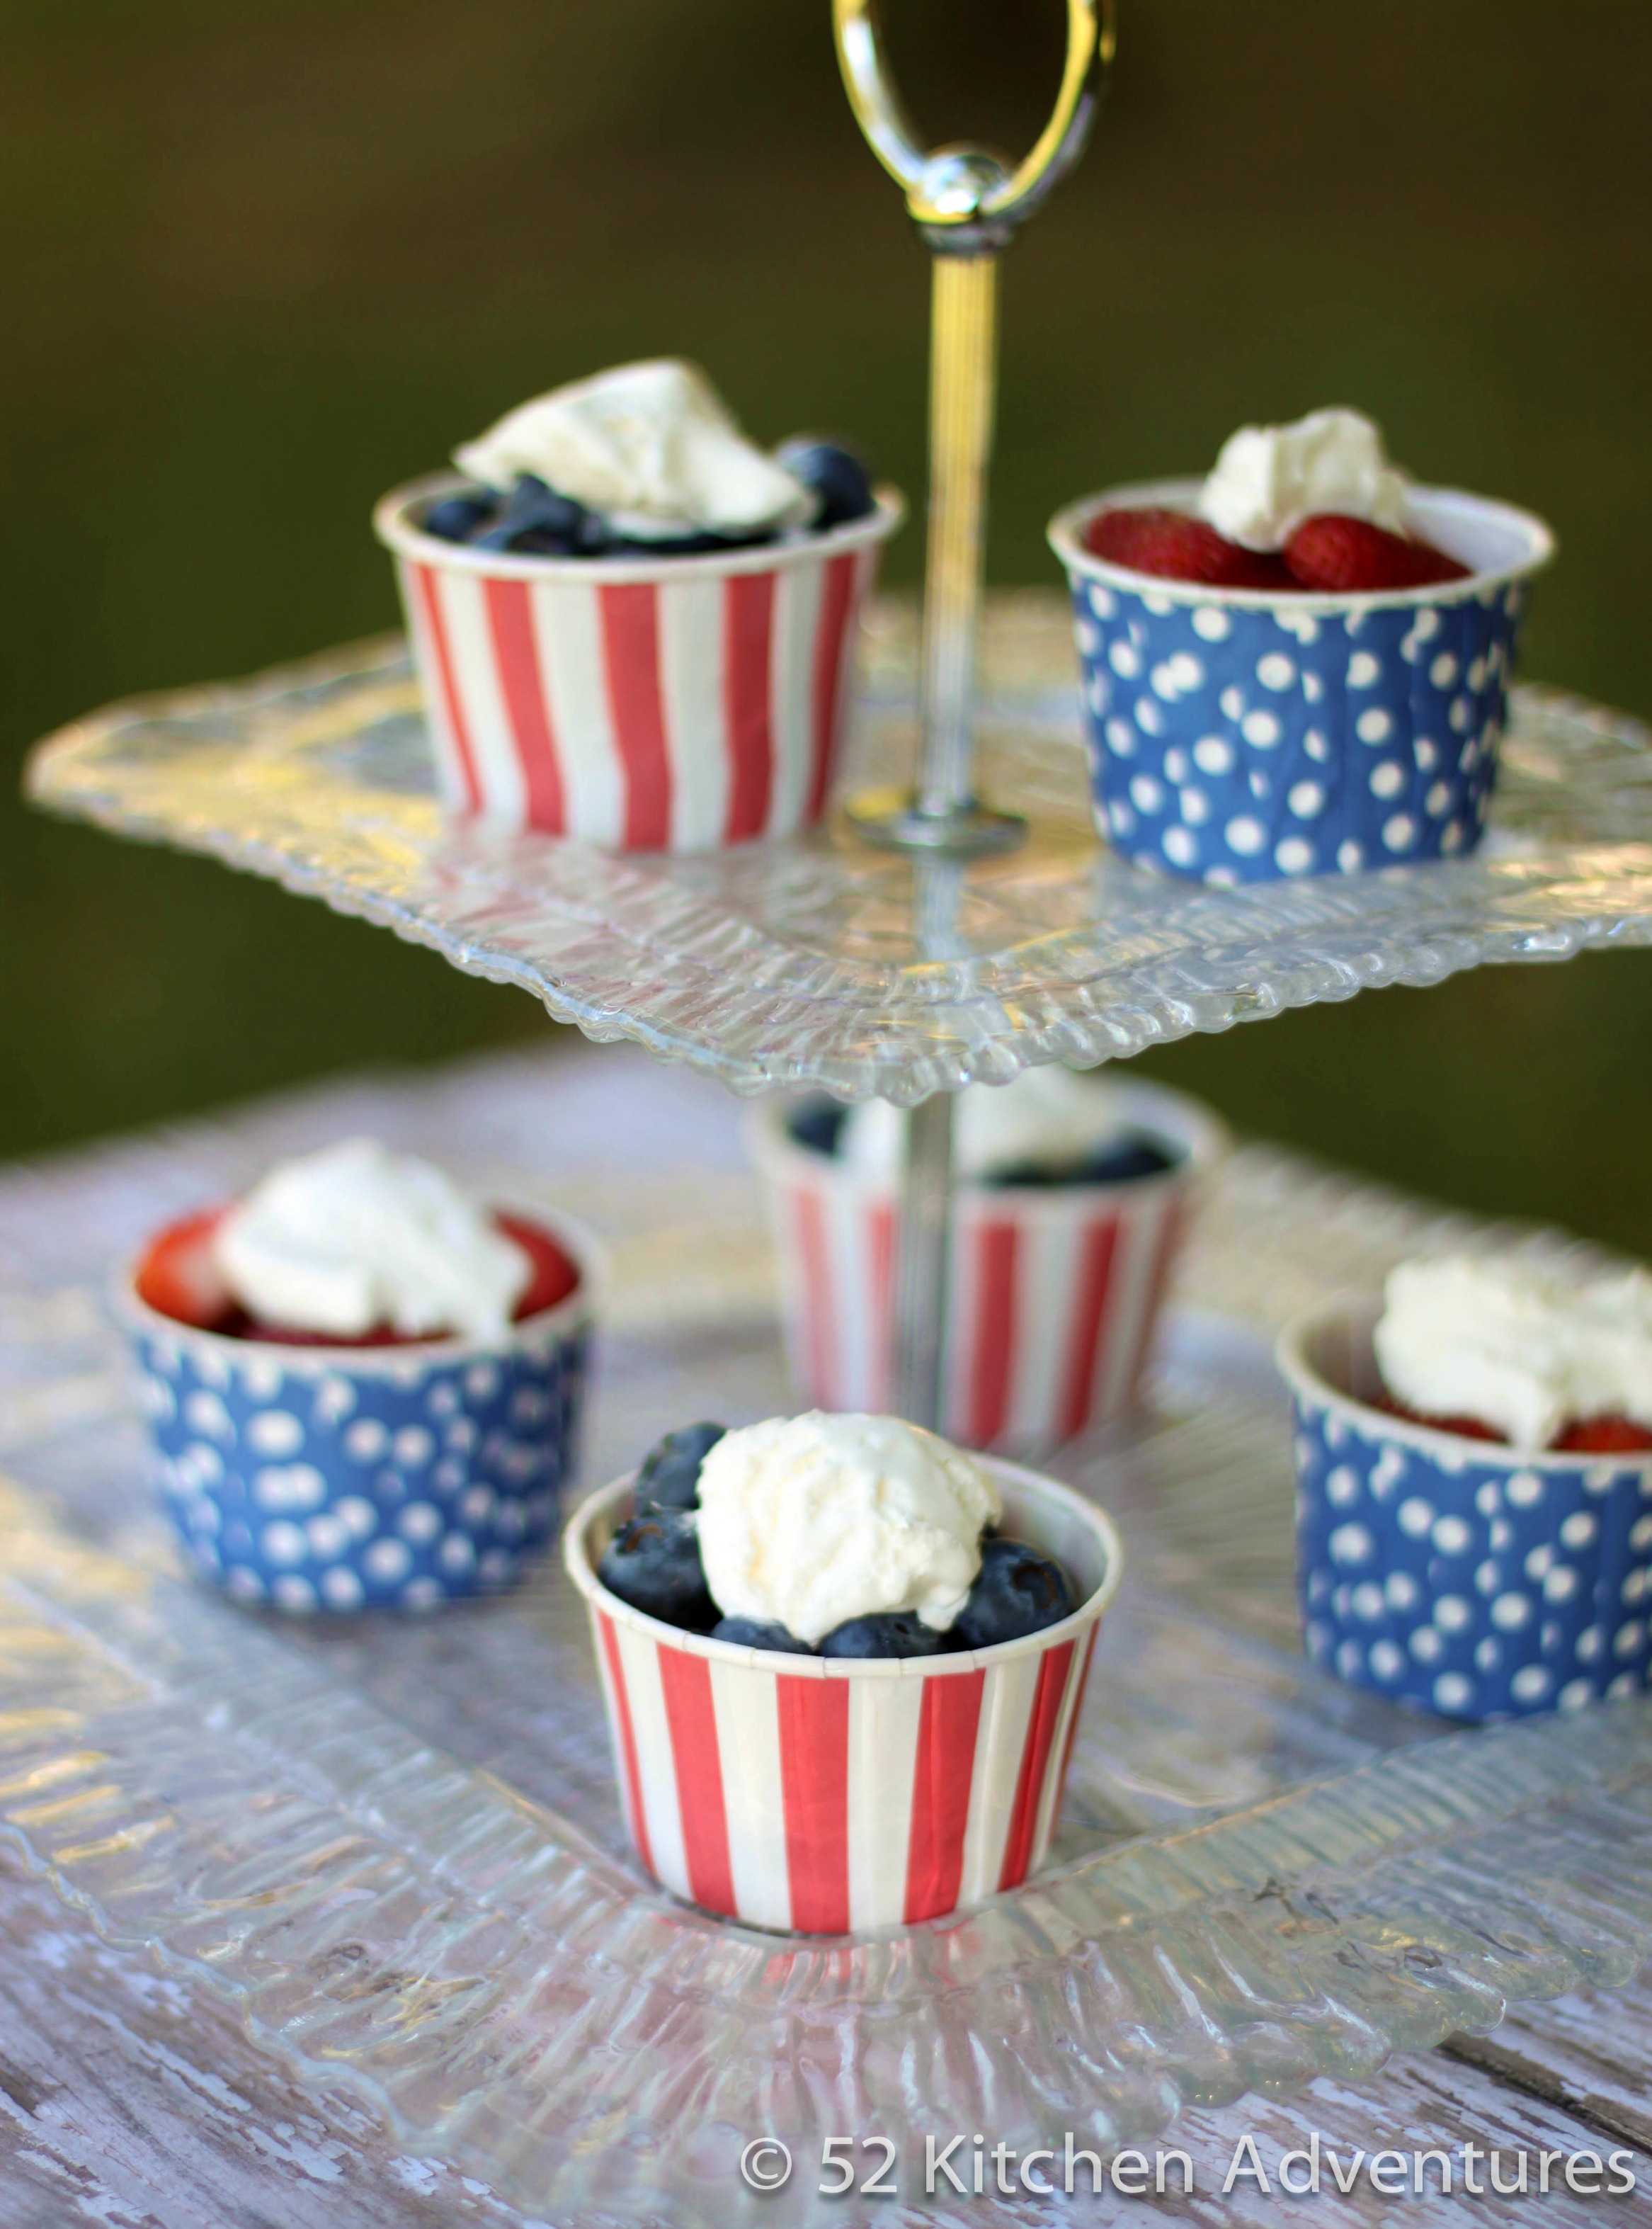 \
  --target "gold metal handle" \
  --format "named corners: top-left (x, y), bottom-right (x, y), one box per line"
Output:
top-left (843, 0), bottom-right (1115, 854)
top-left (833, 0), bottom-right (1114, 246)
